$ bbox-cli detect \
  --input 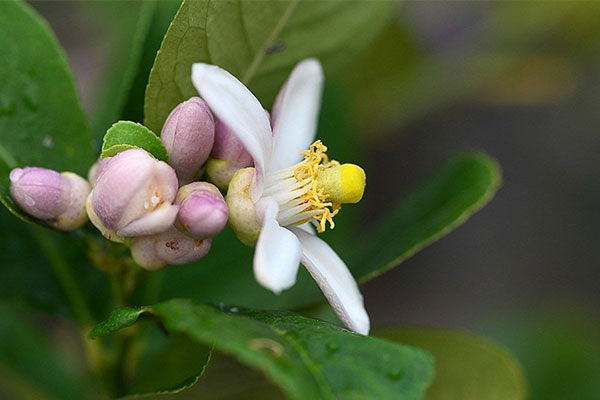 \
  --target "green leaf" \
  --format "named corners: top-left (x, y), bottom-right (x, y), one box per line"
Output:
top-left (93, 299), bottom-right (434, 400)
top-left (102, 121), bottom-right (168, 162)
top-left (355, 152), bottom-right (501, 282)
top-left (483, 310), bottom-right (600, 400)
top-left (376, 328), bottom-right (527, 400)
top-left (0, 0), bottom-right (95, 173)
top-left (0, 303), bottom-right (93, 400)
top-left (125, 332), bottom-right (212, 398)
top-left (143, 0), bottom-right (391, 133)
top-left (0, 0), bottom-right (95, 221)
